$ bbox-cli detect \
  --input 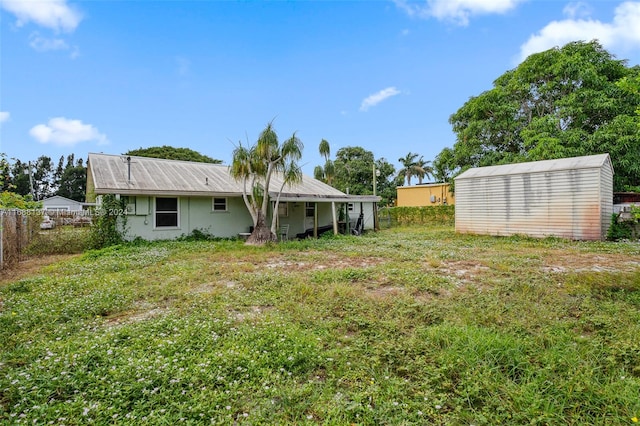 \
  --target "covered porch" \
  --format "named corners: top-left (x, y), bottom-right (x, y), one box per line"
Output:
top-left (273, 194), bottom-right (381, 239)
